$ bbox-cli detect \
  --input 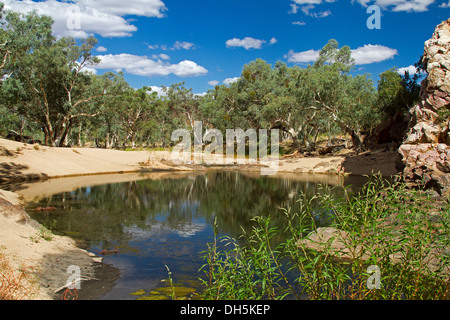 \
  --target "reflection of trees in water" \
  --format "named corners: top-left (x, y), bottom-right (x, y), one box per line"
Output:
top-left (32, 171), bottom-right (348, 247)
